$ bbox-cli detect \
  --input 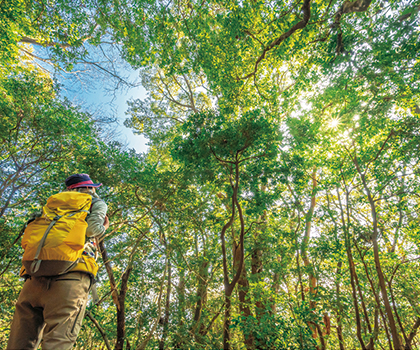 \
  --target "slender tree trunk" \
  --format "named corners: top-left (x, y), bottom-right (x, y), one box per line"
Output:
top-left (354, 158), bottom-right (401, 350)
top-left (178, 267), bottom-right (185, 323)
top-left (301, 170), bottom-right (319, 344)
top-left (252, 236), bottom-right (264, 320)
top-left (336, 187), bottom-right (366, 350)
top-left (221, 161), bottom-right (247, 350)
top-left (373, 308), bottom-right (379, 343)
top-left (271, 268), bottom-right (279, 314)
top-left (116, 266), bottom-right (131, 350)
top-left (236, 242), bottom-right (255, 350)
top-left (336, 321), bottom-right (345, 350)
top-left (159, 262), bottom-right (171, 350)
top-left (335, 262), bottom-right (345, 350)
top-left (224, 294), bottom-right (232, 350)
top-left (352, 258), bottom-right (374, 348)
top-left (193, 260), bottom-right (209, 324)
top-left (98, 237), bottom-right (137, 350)
top-left (253, 191), bottom-right (266, 325)
top-left (315, 323), bottom-right (326, 350)
top-left (192, 259), bottom-right (209, 340)
top-left (174, 266), bottom-right (186, 349)
top-left (405, 318), bottom-right (420, 350)
top-left (356, 242), bottom-right (392, 349)
top-left (252, 239), bottom-right (267, 350)
top-left (98, 240), bottom-right (123, 350)
top-left (85, 311), bottom-right (112, 350)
